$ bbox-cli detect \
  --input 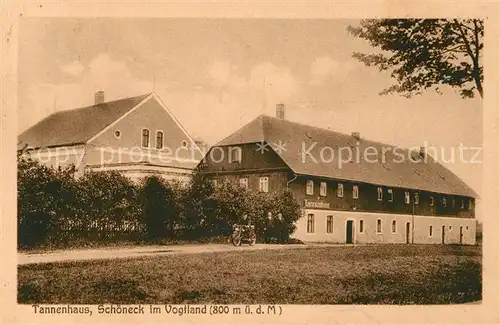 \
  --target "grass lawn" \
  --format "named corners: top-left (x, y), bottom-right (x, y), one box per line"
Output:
top-left (18, 244), bottom-right (481, 304)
